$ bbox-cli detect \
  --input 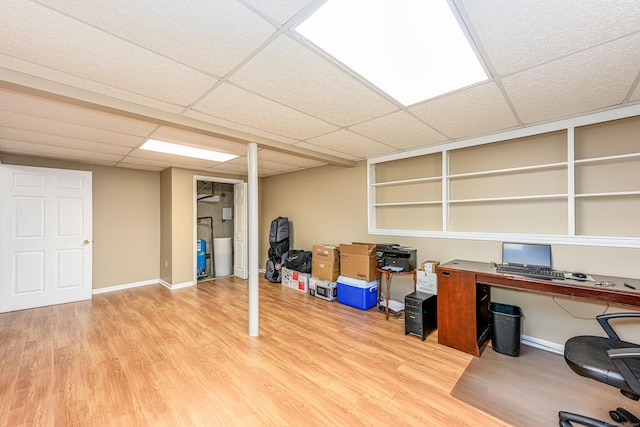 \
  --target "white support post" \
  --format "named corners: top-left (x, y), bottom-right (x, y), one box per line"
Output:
top-left (248, 143), bottom-right (259, 337)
